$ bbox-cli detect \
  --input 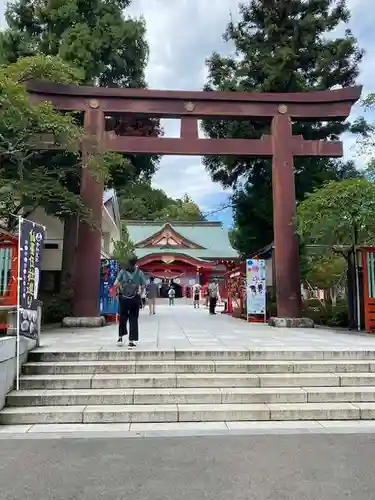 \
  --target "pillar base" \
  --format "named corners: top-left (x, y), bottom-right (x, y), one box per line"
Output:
top-left (62, 316), bottom-right (105, 328)
top-left (268, 317), bottom-right (314, 328)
